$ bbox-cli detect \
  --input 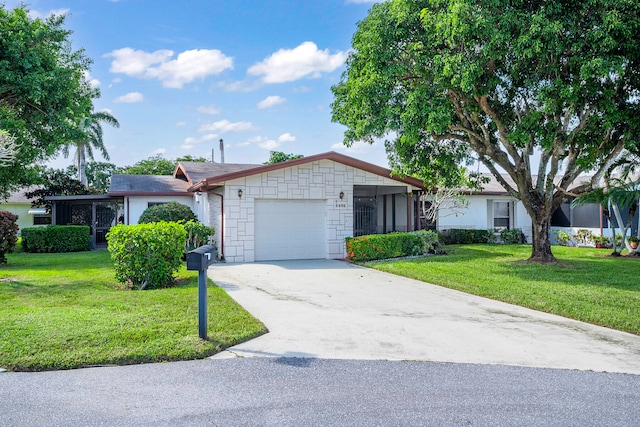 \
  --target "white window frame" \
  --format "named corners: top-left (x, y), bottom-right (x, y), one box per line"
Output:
top-left (488, 199), bottom-right (514, 232)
